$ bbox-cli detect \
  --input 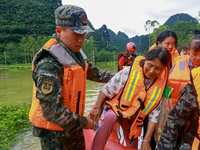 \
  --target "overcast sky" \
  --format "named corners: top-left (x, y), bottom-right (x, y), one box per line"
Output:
top-left (62, 0), bottom-right (200, 38)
